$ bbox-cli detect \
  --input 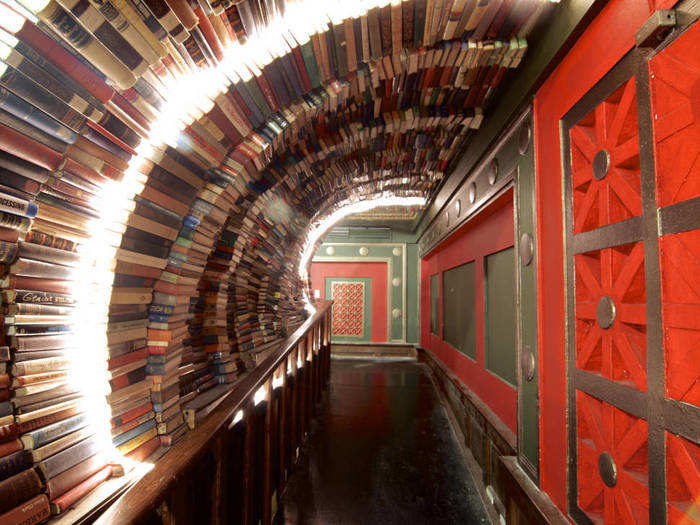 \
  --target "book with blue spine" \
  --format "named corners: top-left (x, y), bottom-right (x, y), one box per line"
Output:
top-left (111, 418), bottom-right (156, 447)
